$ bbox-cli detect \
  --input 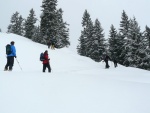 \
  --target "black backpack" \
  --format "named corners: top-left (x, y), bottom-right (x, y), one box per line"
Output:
top-left (6, 44), bottom-right (12, 55)
top-left (40, 53), bottom-right (45, 61)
